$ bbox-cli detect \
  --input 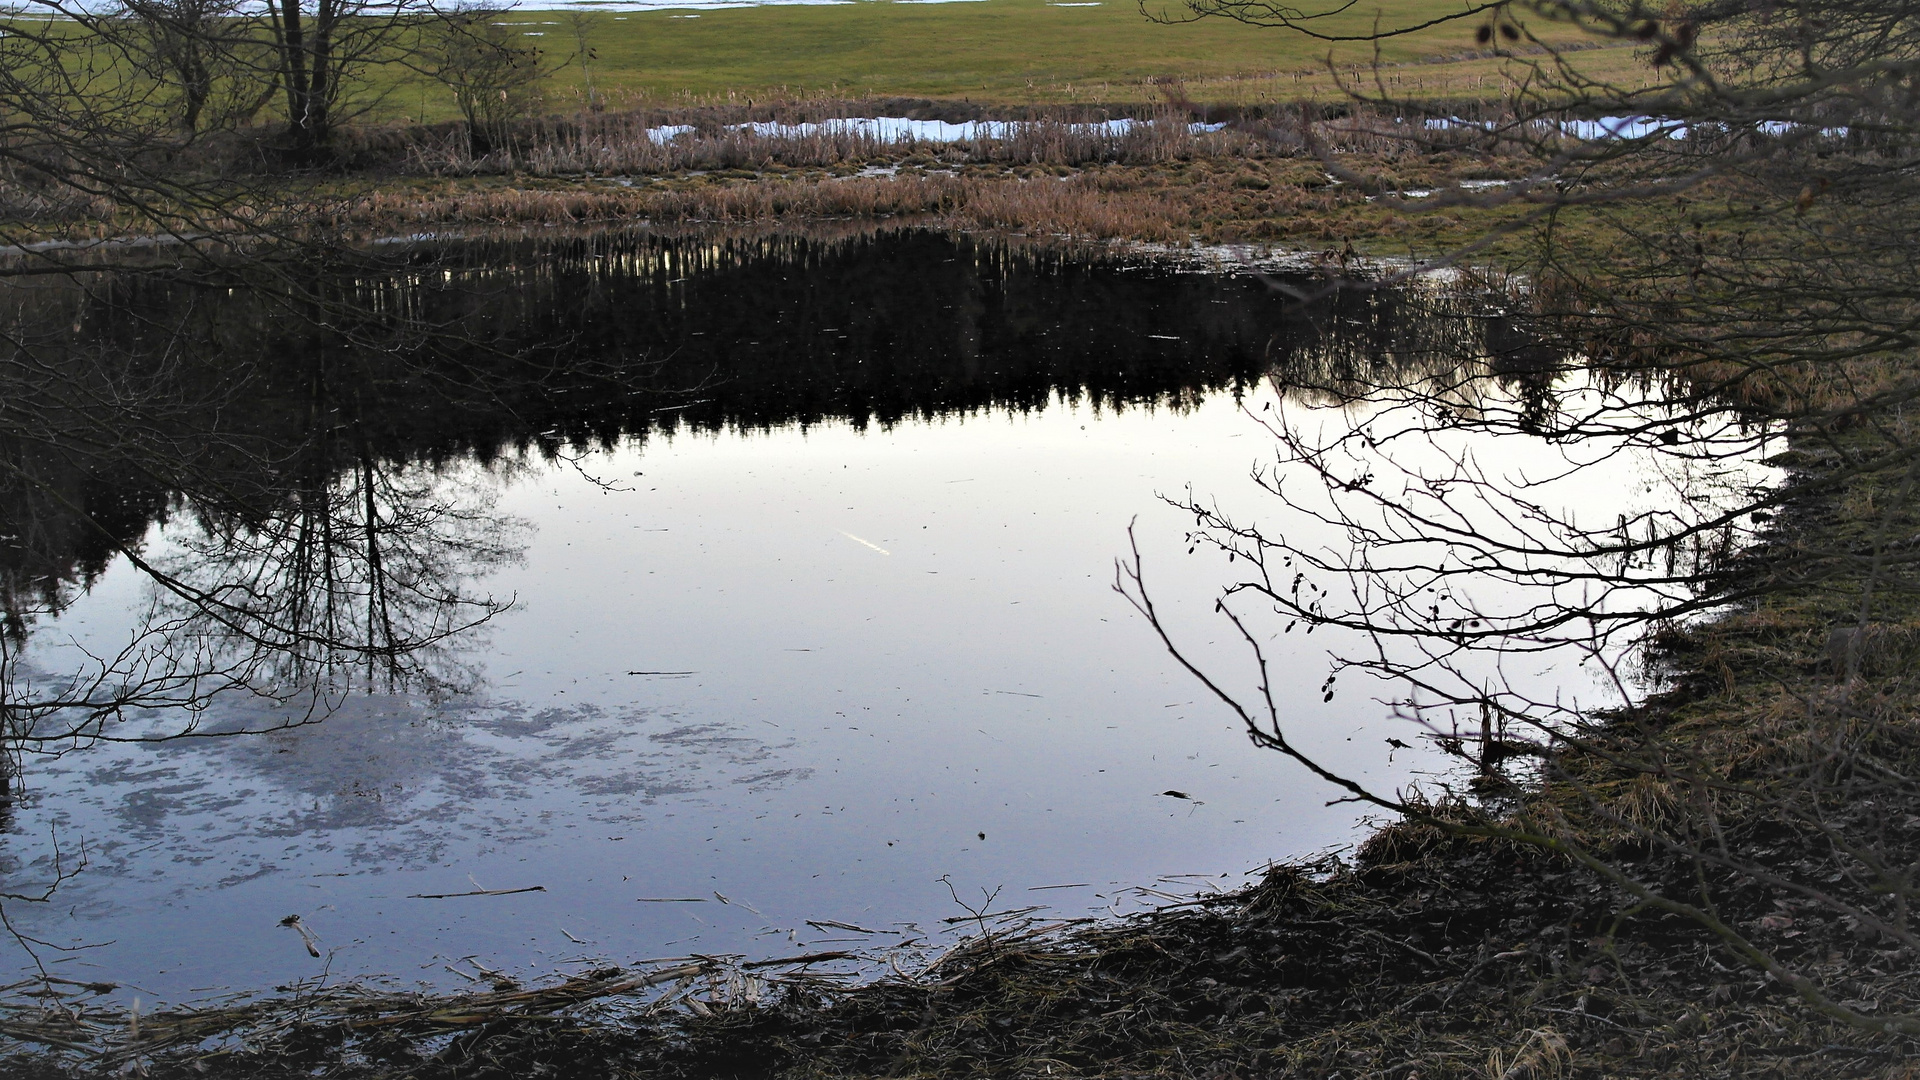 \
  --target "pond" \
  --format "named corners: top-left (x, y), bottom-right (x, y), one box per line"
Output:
top-left (0, 229), bottom-right (1712, 1001)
